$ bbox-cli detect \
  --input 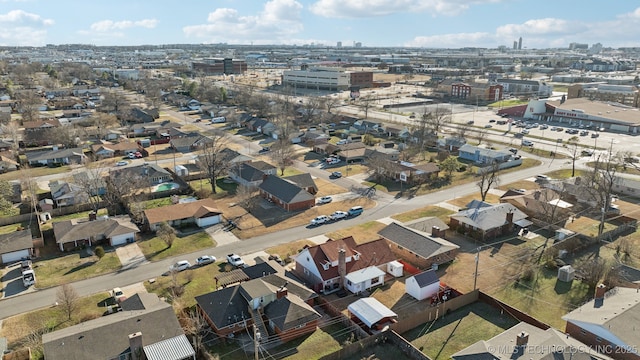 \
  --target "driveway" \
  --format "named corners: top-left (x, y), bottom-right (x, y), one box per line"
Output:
top-left (115, 243), bottom-right (149, 271)
top-left (205, 224), bottom-right (240, 246)
top-left (1, 263), bottom-right (35, 298)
